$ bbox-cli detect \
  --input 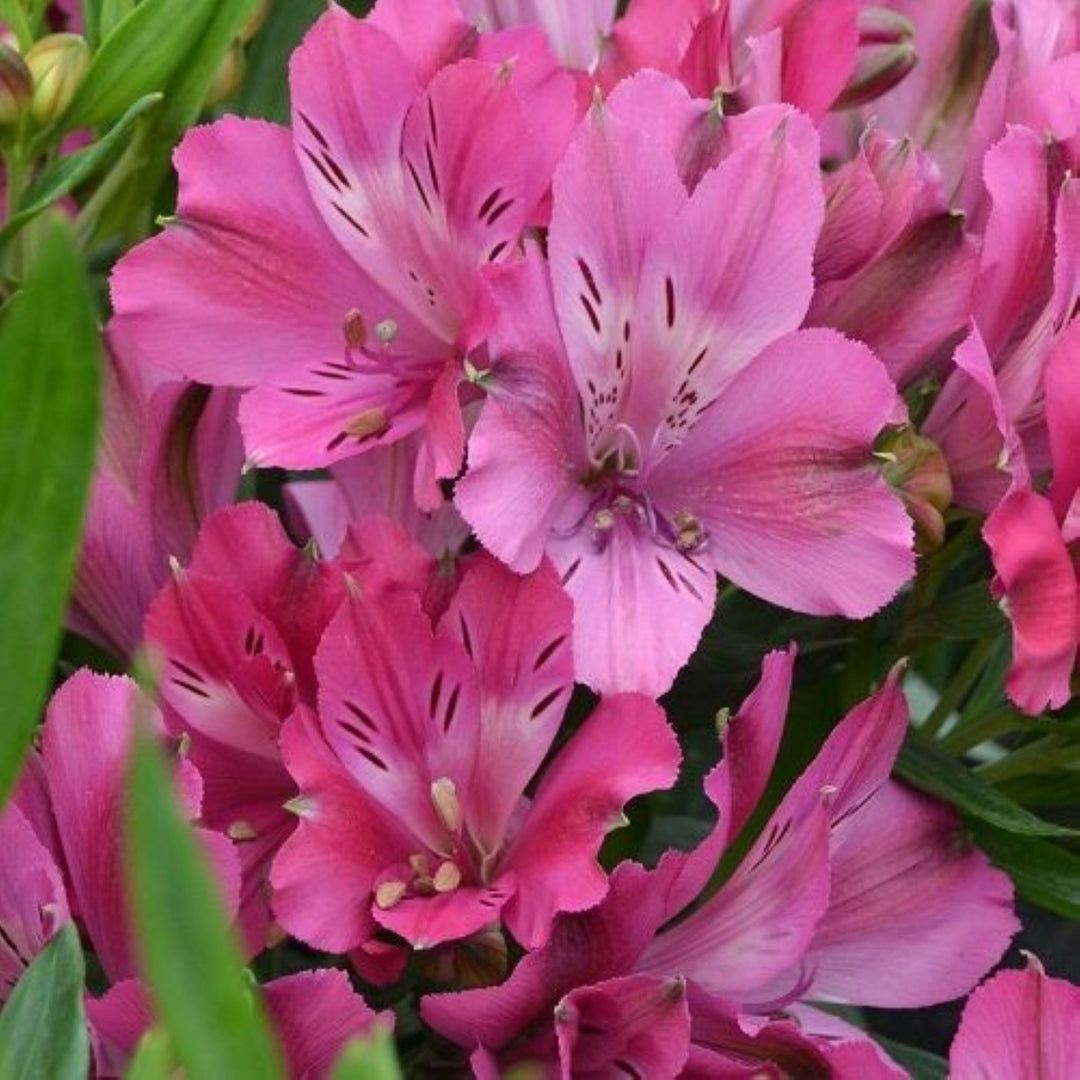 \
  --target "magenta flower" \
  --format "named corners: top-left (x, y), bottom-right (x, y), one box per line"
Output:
top-left (950, 955), bottom-right (1080, 1079)
top-left (110, 1), bottom-right (577, 508)
top-left (144, 502), bottom-right (347, 948)
top-left (457, 75), bottom-right (914, 694)
top-left (423, 647), bottom-right (1017, 1074)
top-left (270, 553), bottom-right (679, 960)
